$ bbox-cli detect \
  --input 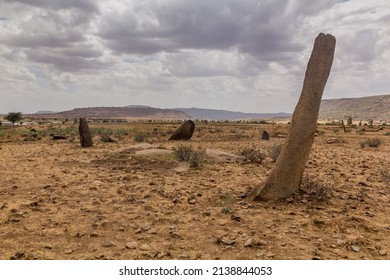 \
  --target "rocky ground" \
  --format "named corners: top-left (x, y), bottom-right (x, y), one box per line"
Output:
top-left (0, 122), bottom-right (389, 260)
